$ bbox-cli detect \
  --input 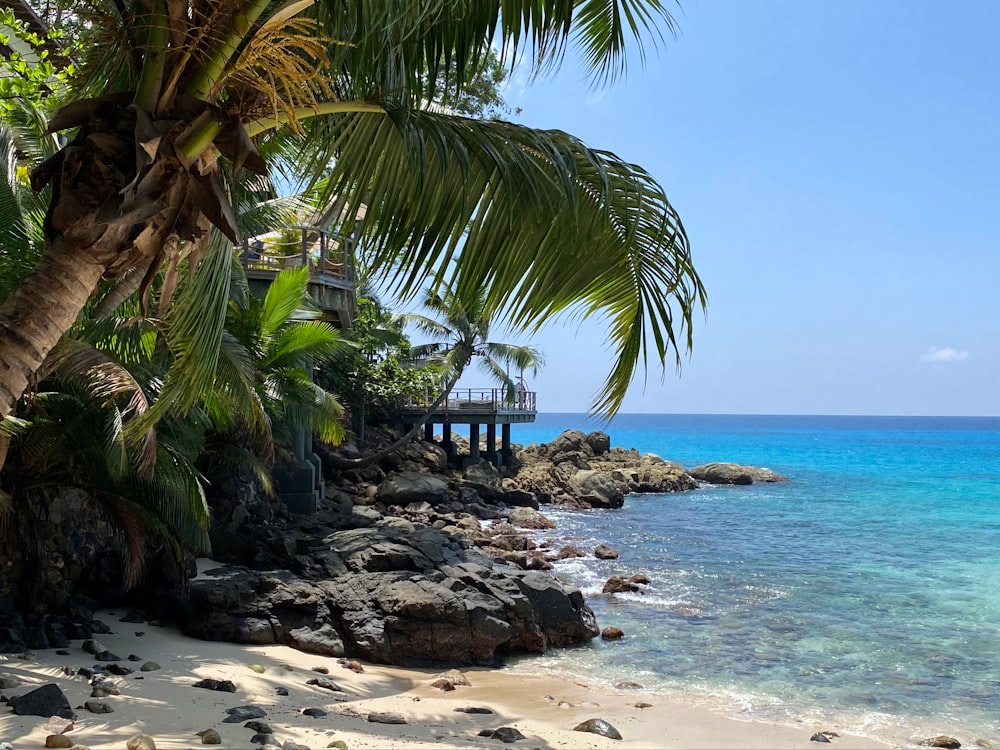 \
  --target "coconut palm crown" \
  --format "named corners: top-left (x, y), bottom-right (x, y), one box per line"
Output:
top-left (0, 0), bottom-right (705, 422)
